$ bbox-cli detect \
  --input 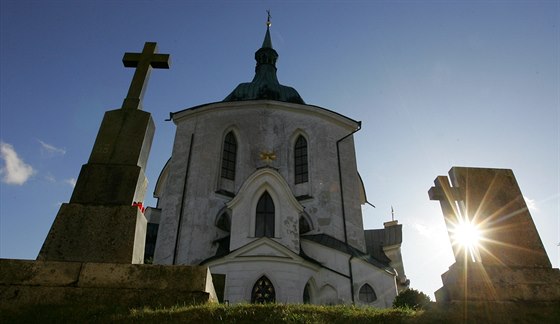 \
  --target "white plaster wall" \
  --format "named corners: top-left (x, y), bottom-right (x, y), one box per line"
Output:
top-left (153, 123), bottom-right (195, 264)
top-left (154, 100), bottom-right (367, 265)
top-left (301, 240), bottom-right (350, 276)
top-left (352, 258), bottom-right (398, 308)
top-left (209, 258), bottom-right (317, 304)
